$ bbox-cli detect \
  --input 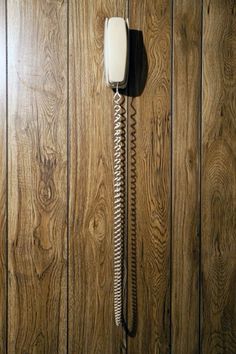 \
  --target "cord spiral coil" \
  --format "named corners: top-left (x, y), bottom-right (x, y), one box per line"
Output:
top-left (113, 87), bottom-right (126, 326)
